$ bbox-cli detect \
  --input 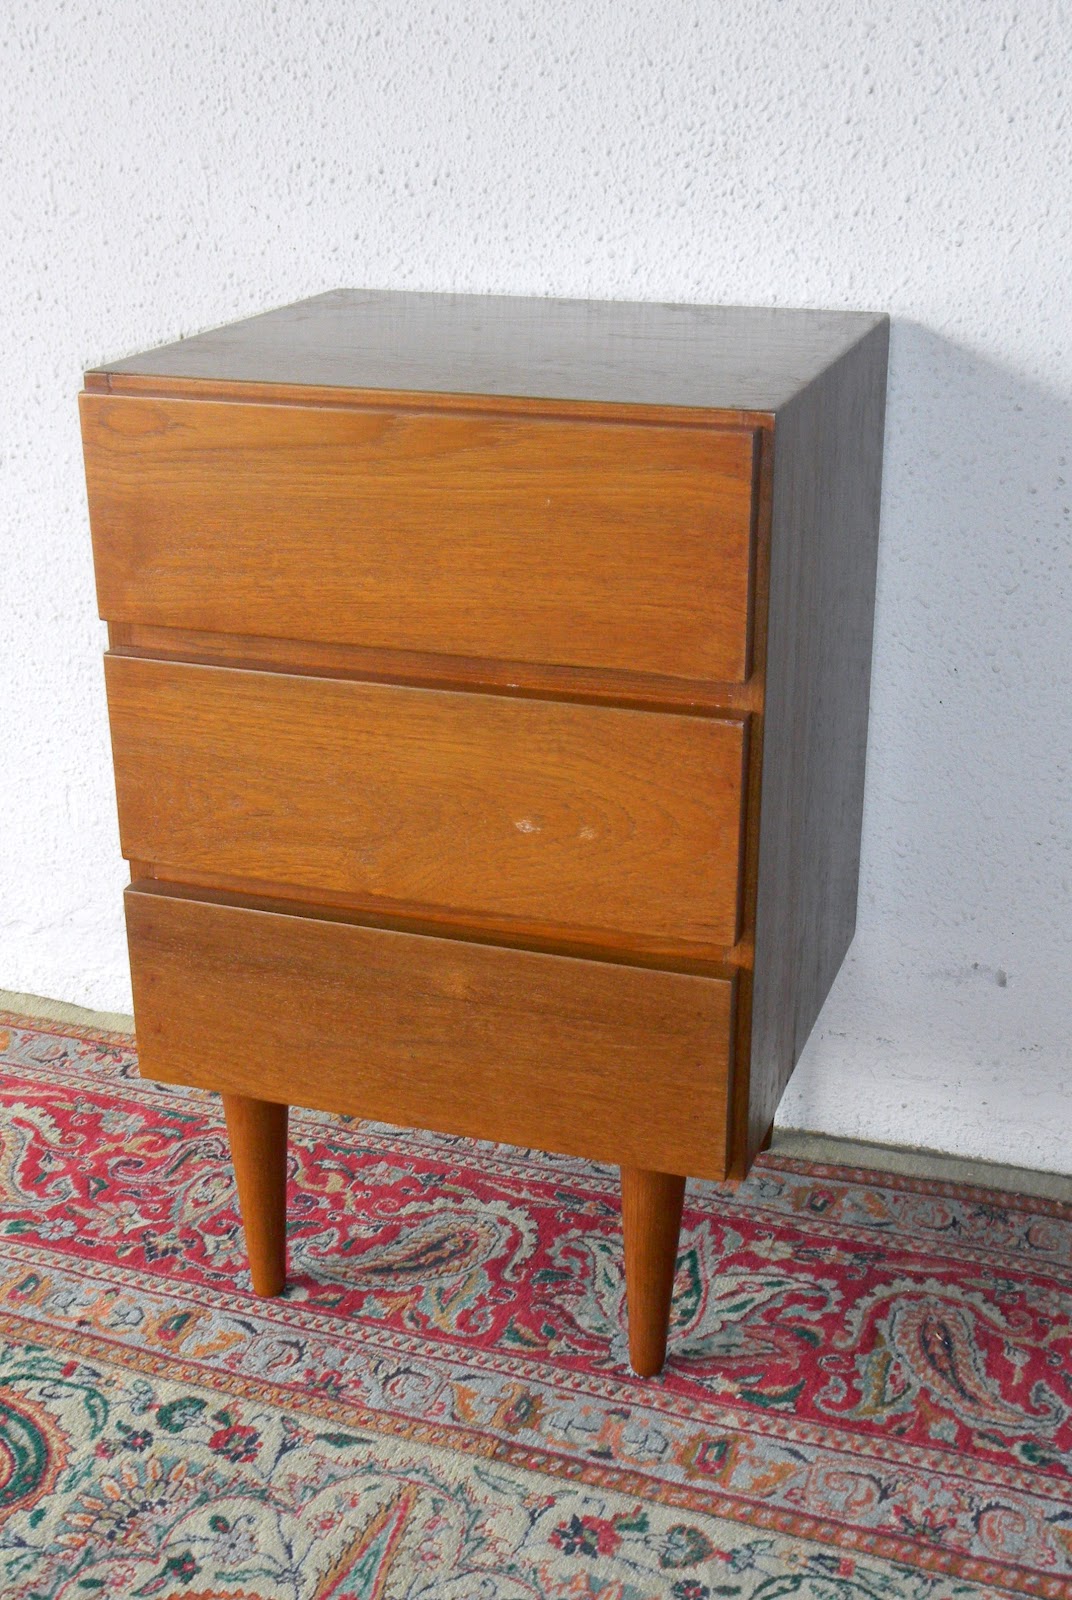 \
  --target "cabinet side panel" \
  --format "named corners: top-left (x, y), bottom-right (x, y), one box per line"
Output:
top-left (748, 321), bottom-right (889, 1162)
